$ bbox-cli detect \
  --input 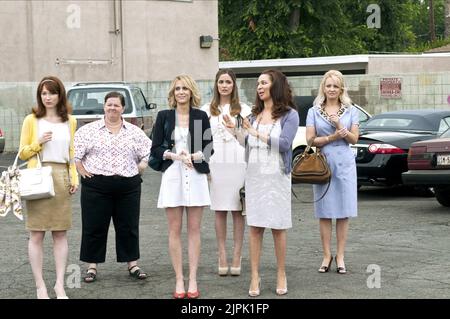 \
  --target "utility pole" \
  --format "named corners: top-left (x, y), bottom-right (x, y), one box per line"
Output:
top-left (429, 0), bottom-right (436, 41)
top-left (445, 0), bottom-right (450, 38)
